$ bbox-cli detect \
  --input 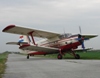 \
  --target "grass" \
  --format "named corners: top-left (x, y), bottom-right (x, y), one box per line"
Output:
top-left (42, 51), bottom-right (100, 59)
top-left (76, 51), bottom-right (100, 59)
top-left (0, 52), bottom-right (9, 78)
